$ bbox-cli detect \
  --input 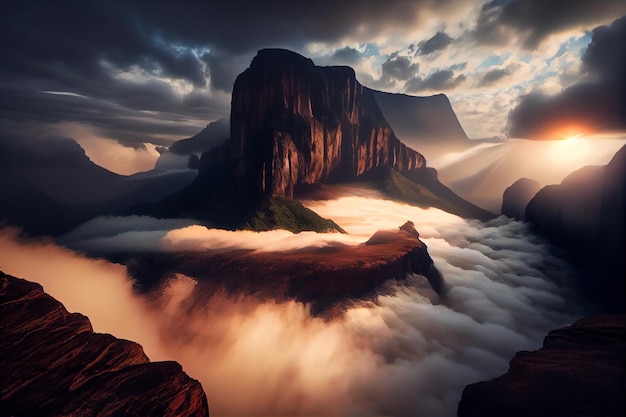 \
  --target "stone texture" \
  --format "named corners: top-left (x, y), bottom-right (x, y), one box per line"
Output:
top-left (0, 271), bottom-right (209, 417)
top-left (229, 48), bottom-right (426, 199)
top-left (124, 222), bottom-right (443, 313)
top-left (458, 314), bottom-right (626, 417)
